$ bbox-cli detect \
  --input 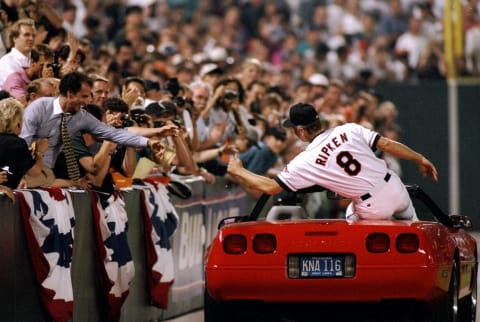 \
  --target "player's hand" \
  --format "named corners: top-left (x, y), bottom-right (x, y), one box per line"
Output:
top-left (227, 153), bottom-right (243, 175)
top-left (418, 156), bottom-right (438, 182)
